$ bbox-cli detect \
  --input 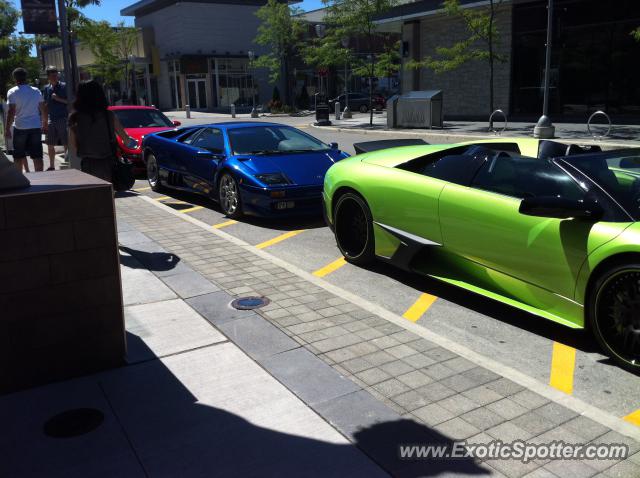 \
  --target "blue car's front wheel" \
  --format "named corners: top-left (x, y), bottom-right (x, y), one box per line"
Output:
top-left (219, 173), bottom-right (243, 219)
